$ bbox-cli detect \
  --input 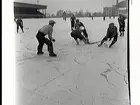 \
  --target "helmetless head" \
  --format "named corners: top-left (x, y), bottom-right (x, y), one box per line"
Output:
top-left (109, 23), bottom-right (114, 29)
top-left (76, 19), bottom-right (79, 23)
